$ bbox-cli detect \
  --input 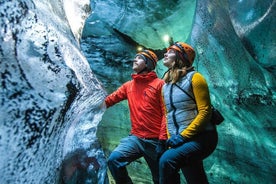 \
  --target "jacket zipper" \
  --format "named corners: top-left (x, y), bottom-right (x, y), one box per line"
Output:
top-left (169, 84), bottom-right (179, 134)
